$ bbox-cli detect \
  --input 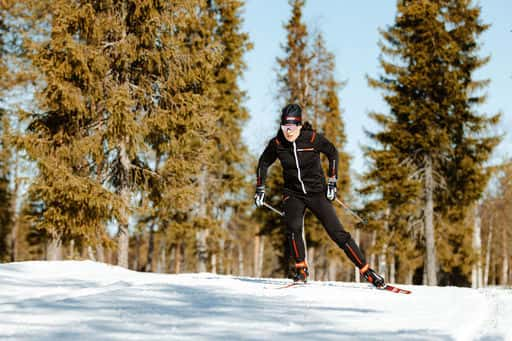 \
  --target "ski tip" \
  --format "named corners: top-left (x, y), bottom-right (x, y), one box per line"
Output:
top-left (381, 284), bottom-right (412, 294)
